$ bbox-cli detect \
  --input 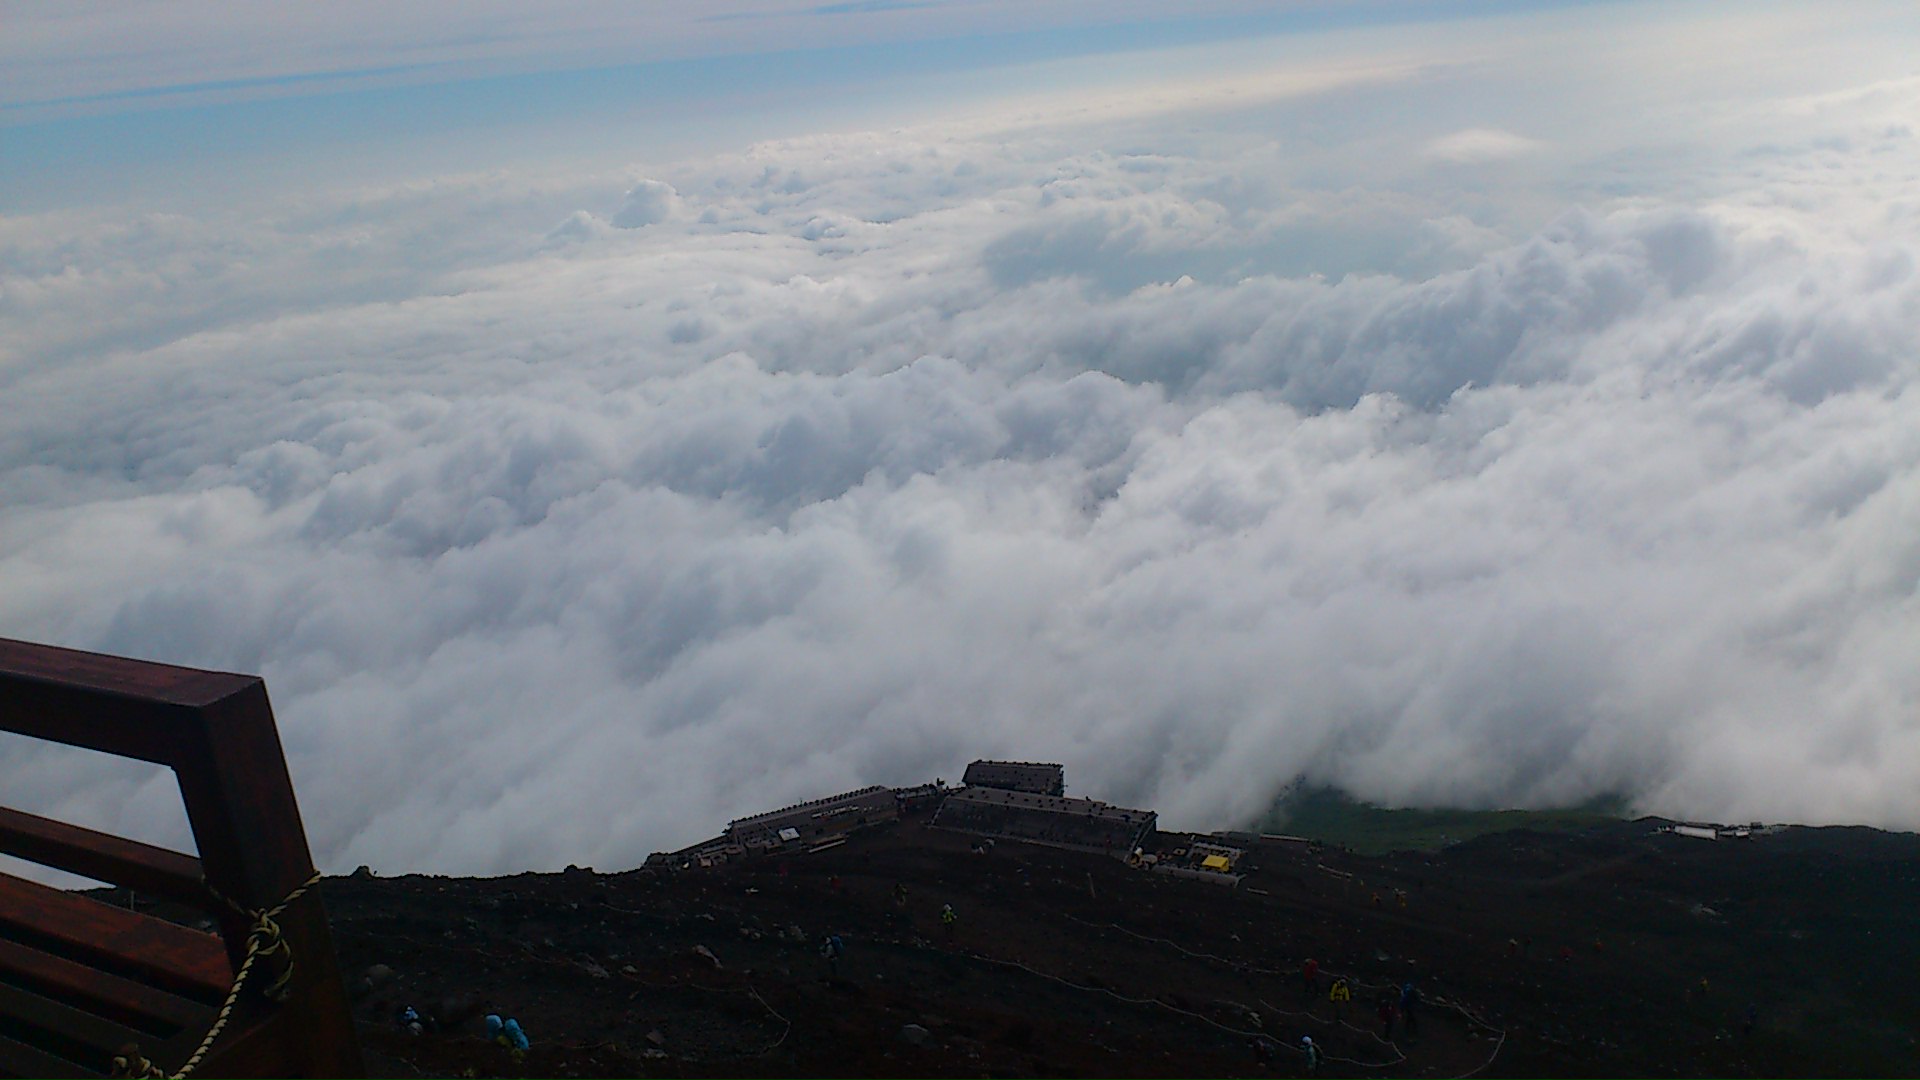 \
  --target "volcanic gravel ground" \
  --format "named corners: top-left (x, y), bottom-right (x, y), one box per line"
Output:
top-left (324, 817), bottom-right (1920, 1077)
